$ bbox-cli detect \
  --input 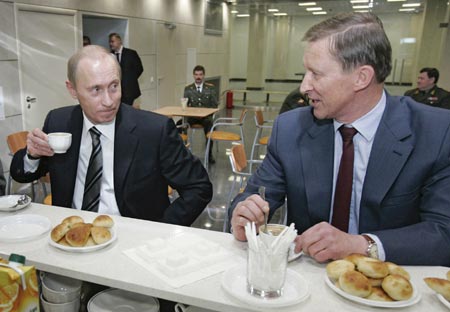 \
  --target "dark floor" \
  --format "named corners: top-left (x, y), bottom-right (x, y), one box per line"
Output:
top-left (189, 101), bottom-right (282, 232)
